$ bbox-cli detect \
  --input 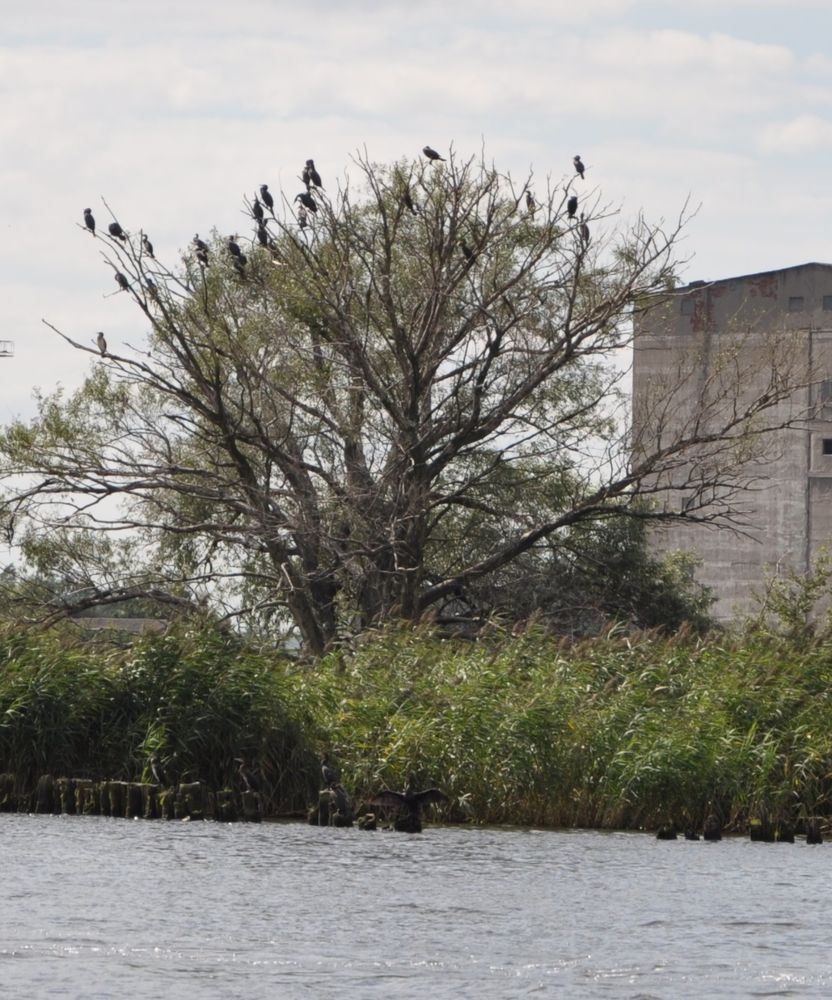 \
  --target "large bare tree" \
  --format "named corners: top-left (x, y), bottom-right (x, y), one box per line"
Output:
top-left (0, 150), bottom-right (809, 653)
